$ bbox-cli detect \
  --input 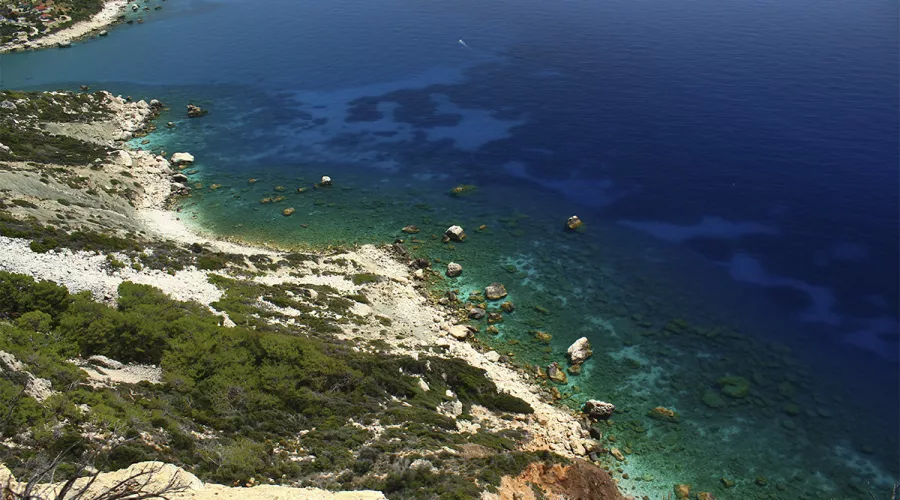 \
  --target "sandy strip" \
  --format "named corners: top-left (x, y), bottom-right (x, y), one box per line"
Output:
top-left (0, 0), bottom-right (127, 53)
